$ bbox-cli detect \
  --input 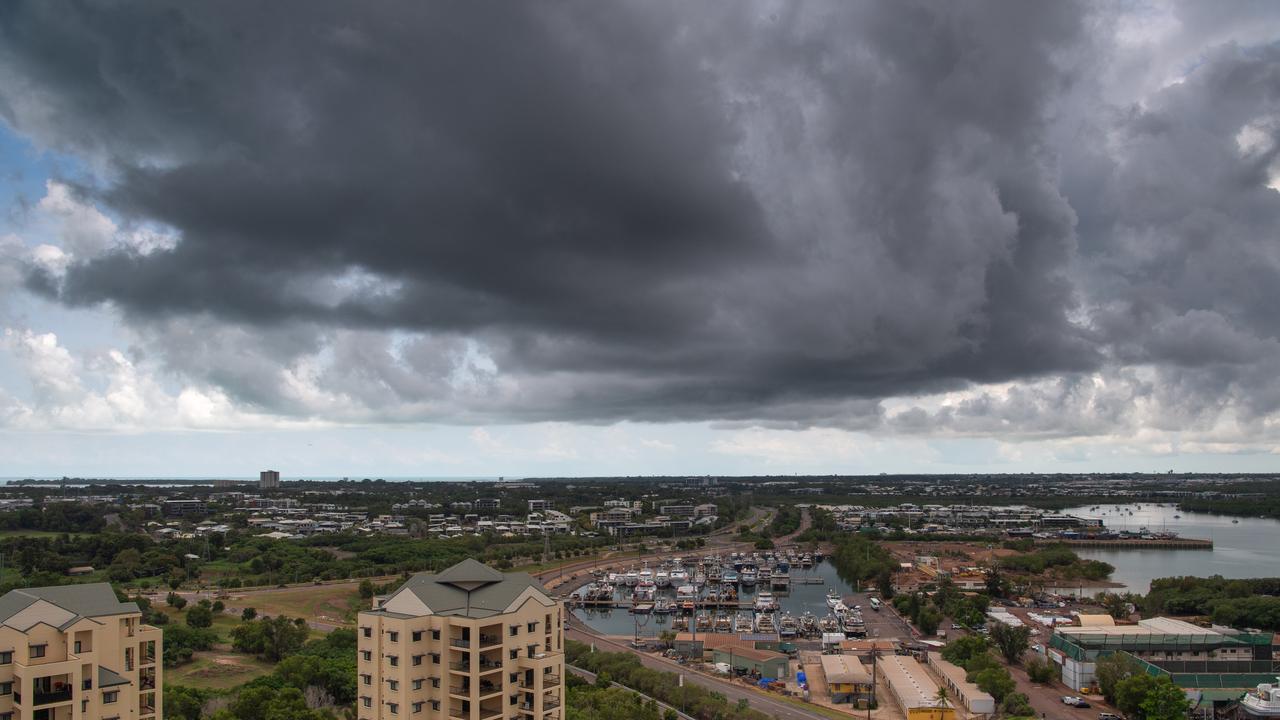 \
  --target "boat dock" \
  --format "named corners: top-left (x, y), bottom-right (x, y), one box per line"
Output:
top-left (1037, 537), bottom-right (1213, 549)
